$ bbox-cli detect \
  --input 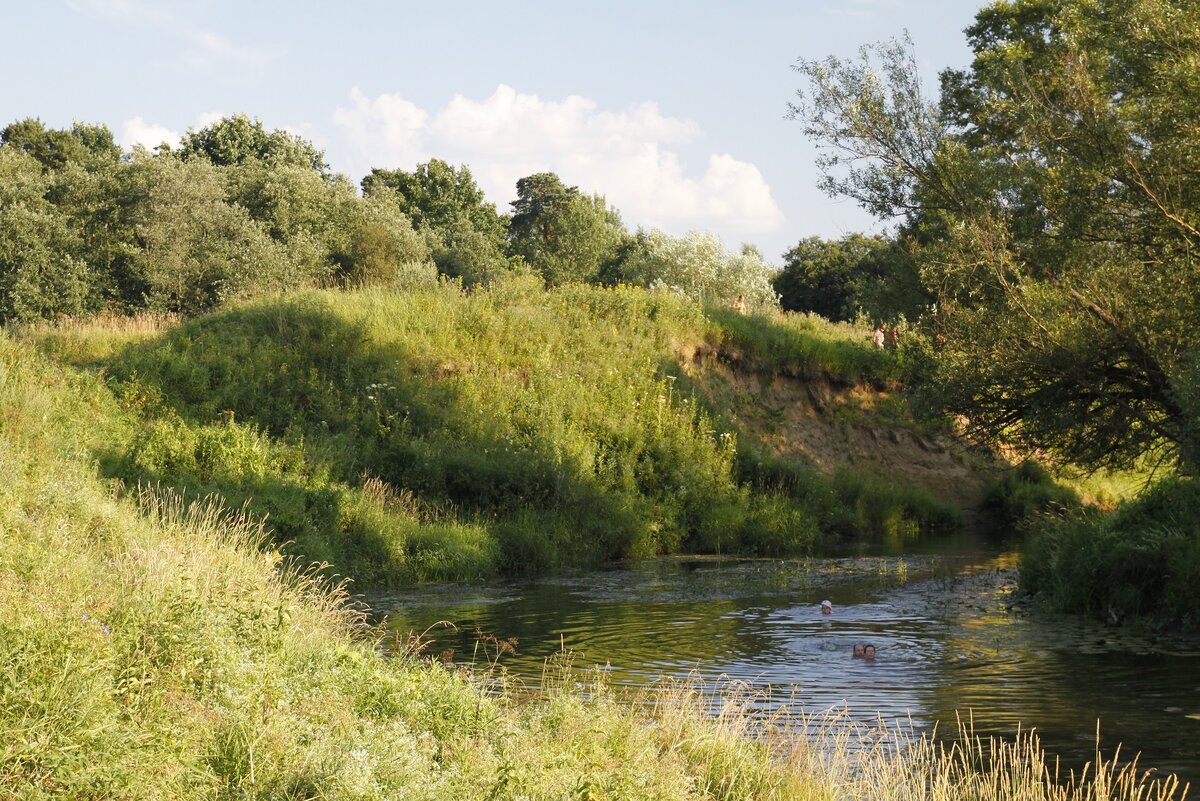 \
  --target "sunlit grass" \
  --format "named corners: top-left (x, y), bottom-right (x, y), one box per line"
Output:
top-left (0, 332), bottom-right (1186, 798)
top-left (18, 280), bottom-right (950, 585)
top-left (14, 310), bottom-right (181, 366)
